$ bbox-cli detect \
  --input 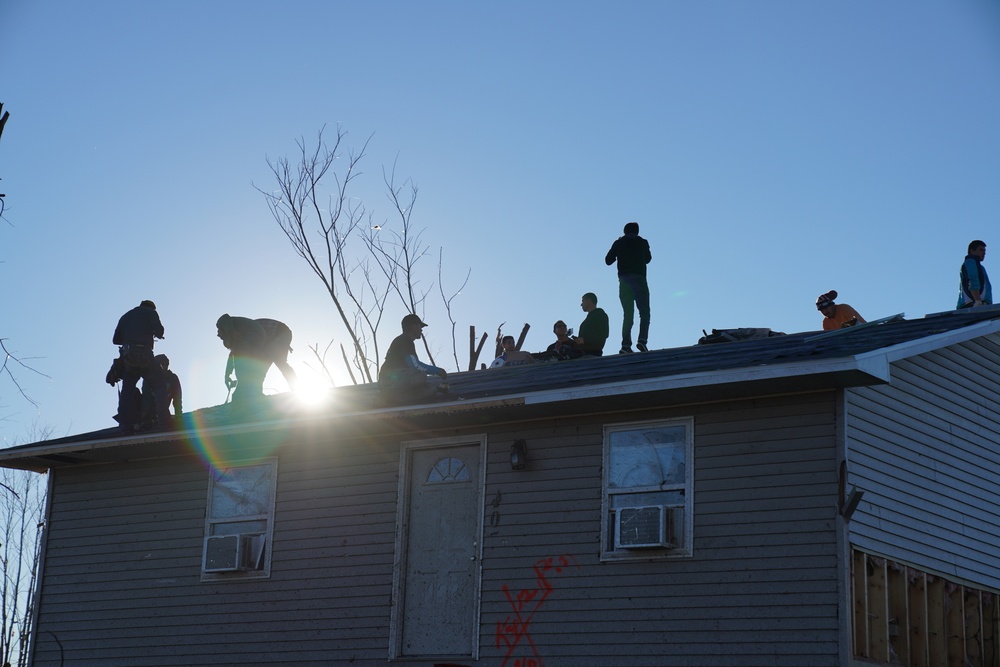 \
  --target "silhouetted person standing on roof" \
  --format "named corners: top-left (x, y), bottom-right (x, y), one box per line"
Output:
top-left (958, 240), bottom-right (992, 309)
top-left (113, 300), bottom-right (170, 433)
top-left (606, 221), bottom-right (652, 354)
